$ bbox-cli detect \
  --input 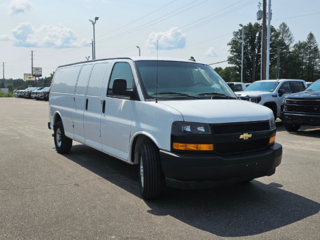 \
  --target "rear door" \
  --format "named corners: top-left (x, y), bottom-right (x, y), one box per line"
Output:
top-left (83, 62), bottom-right (110, 150)
top-left (73, 64), bottom-right (93, 142)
